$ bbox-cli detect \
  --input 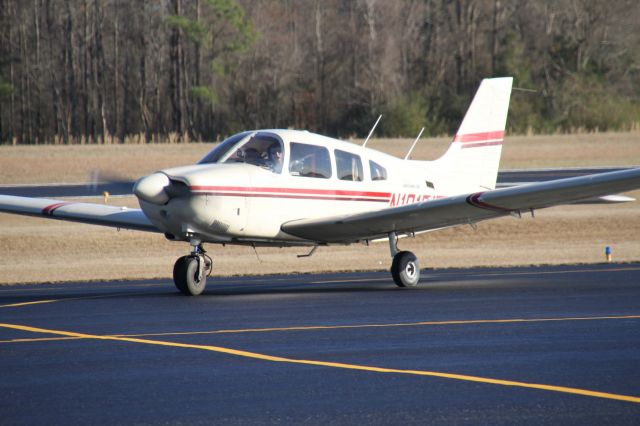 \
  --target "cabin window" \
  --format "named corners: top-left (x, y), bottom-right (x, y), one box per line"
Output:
top-left (369, 160), bottom-right (387, 181)
top-left (198, 131), bottom-right (253, 164)
top-left (222, 134), bottom-right (284, 173)
top-left (335, 149), bottom-right (363, 181)
top-left (289, 142), bottom-right (332, 179)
